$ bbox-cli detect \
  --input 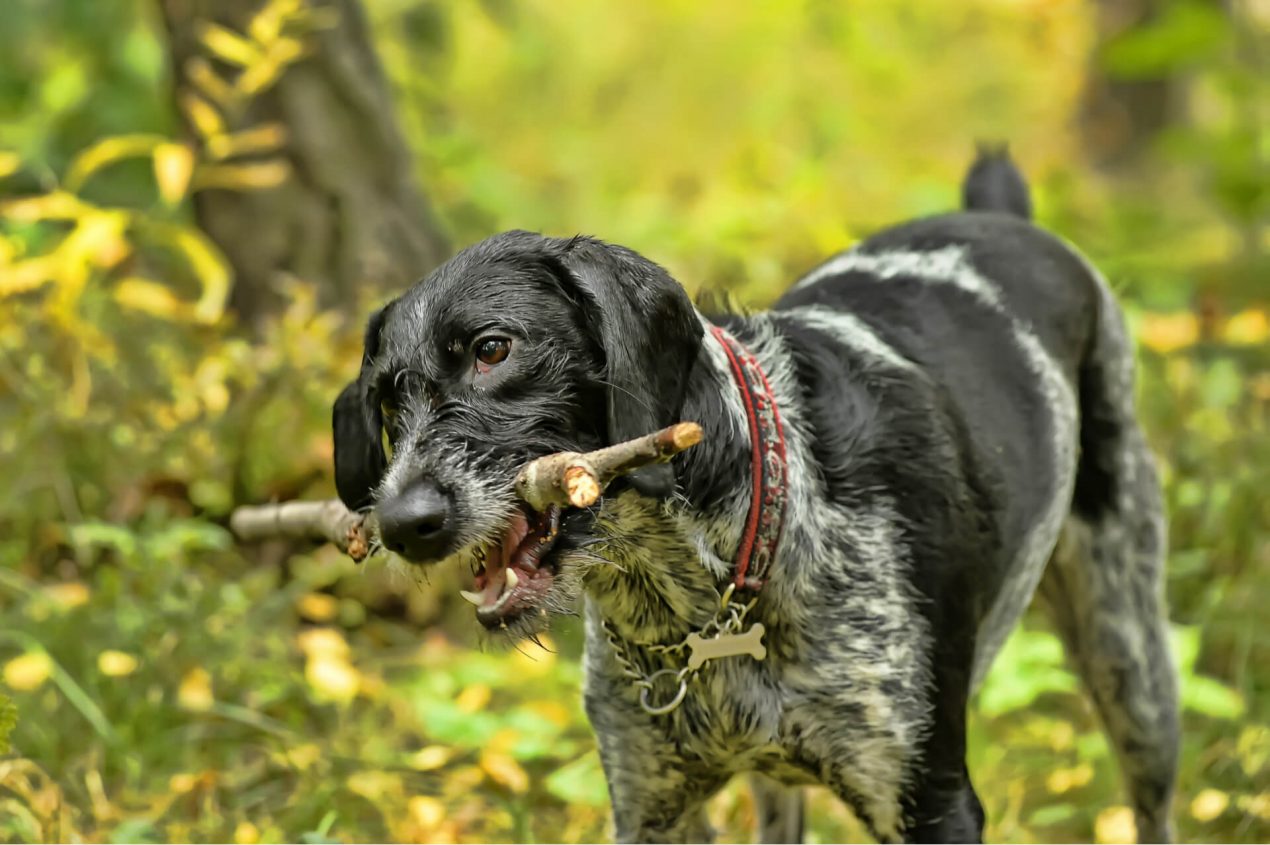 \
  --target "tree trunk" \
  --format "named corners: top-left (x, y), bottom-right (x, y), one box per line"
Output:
top-left (1079, 0), bottom-right (1174, 169)
top-left (159, 0), bottom-right (448, 323)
